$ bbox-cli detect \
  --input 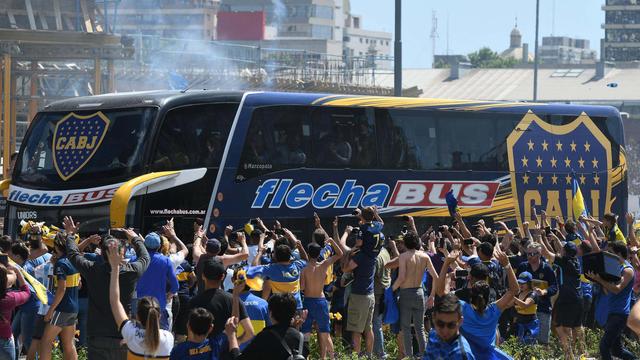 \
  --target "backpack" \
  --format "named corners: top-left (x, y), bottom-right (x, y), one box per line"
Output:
top-left (270, 328), bottom-right (305, 360)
